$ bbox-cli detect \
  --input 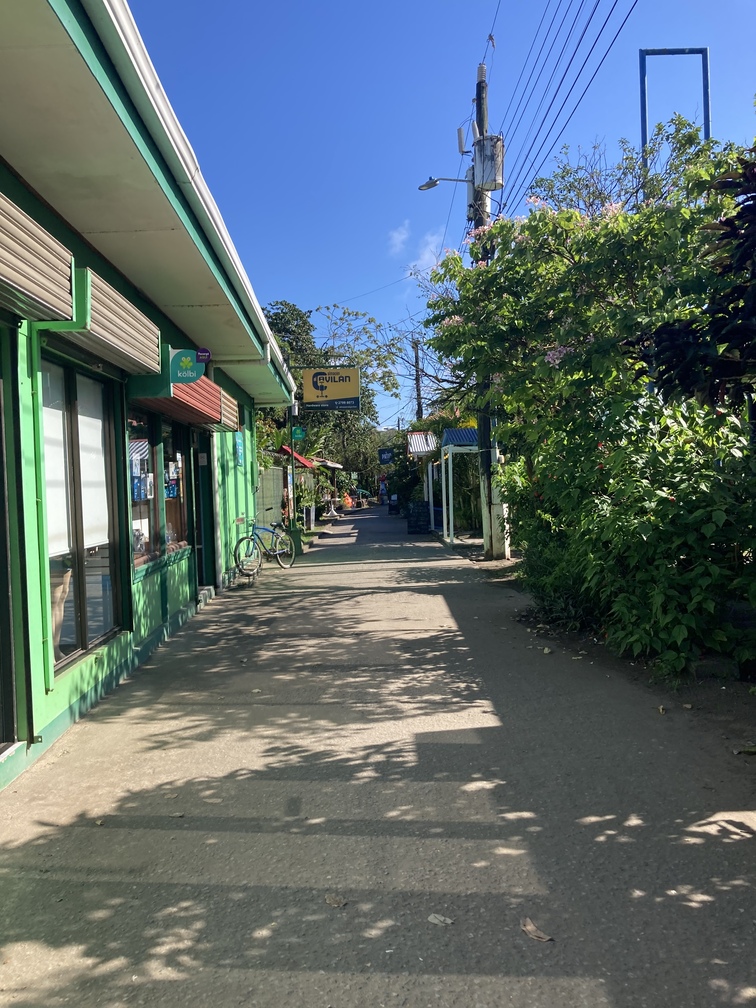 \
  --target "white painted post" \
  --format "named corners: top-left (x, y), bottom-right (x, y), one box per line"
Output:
top-left (441, 449), bottom-right (448, 541)
top-left (427, 460), bottom-right (435, 531)
top-left (449, 448), bottom-right (455, 544)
